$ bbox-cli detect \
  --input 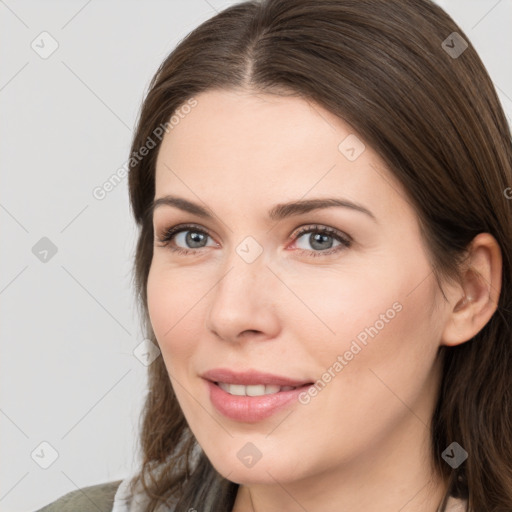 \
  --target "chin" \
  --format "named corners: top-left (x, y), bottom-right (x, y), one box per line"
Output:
top-left (204, 446), bottom-right (303, 485)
